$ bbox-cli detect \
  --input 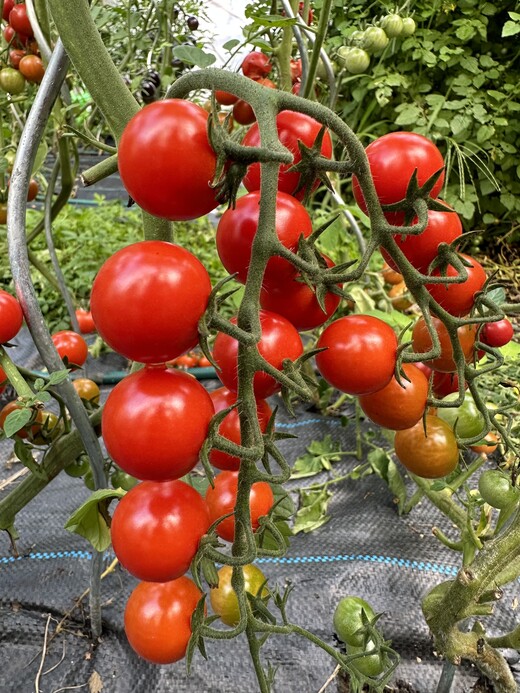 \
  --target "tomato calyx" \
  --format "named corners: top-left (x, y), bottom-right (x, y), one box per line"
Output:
top-left (285, 125), bottom-right (334, 203)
